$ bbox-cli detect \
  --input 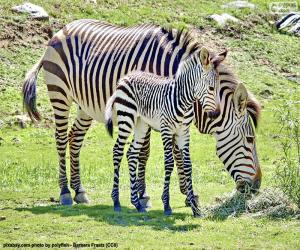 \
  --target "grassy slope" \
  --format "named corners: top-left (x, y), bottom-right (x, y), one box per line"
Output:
top-left (0, 0), bottom-right (300, 249)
